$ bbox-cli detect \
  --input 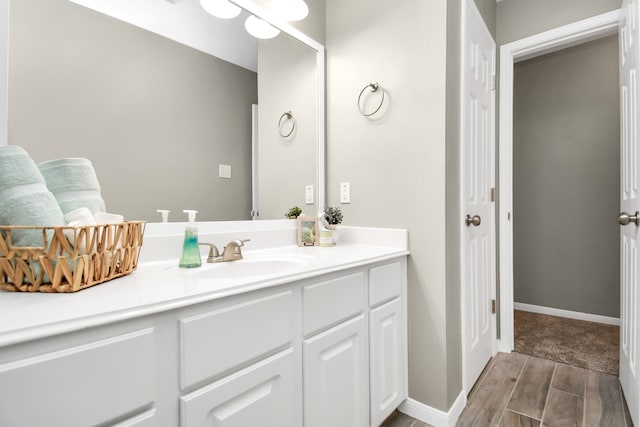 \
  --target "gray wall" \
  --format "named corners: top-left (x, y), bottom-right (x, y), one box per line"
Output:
top-left (497, 0), bottom-right (620, 45)
top-left (513, 35), bottom-right (620, 317)
top-left (445, 0), bottom-right (463, 408)
top-left (326, 0), bottom-right (461, 411)
top-left (9, 0), bottom-right (257, 222)
top-left (474, 0), bottom-right (496, 38)
top-left (258, 34), bottom-right (318, 219)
